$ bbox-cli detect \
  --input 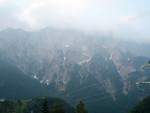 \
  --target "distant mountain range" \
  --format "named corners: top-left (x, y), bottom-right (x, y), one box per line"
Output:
top-left (0, 28), bottom-right (150, 113)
